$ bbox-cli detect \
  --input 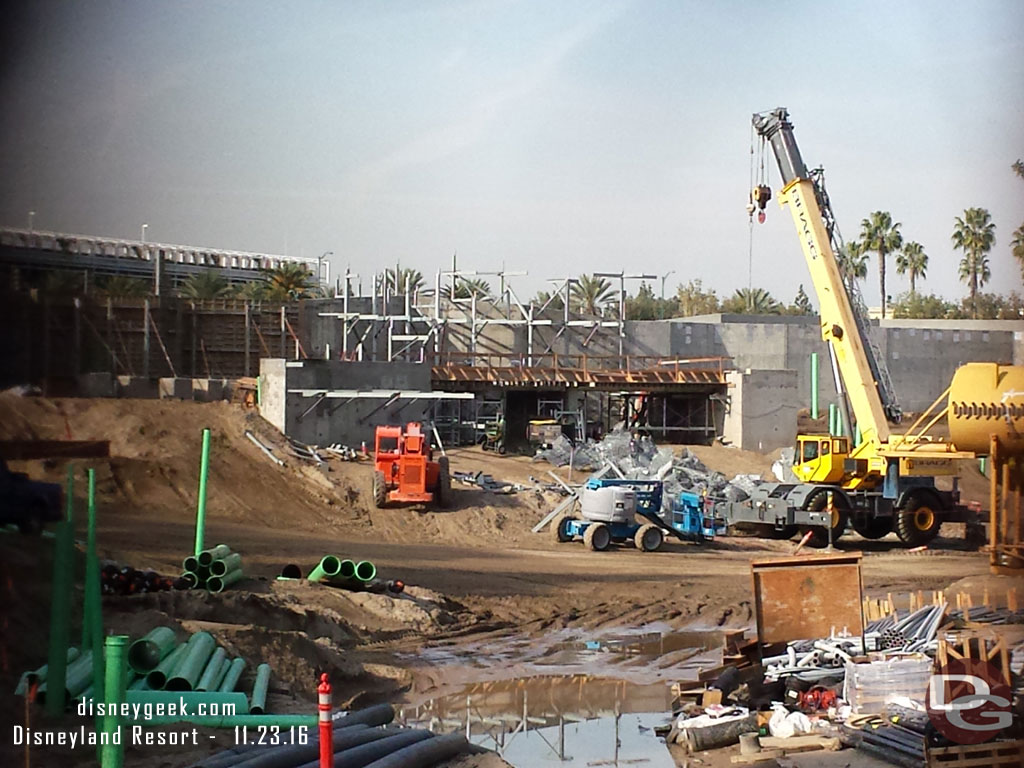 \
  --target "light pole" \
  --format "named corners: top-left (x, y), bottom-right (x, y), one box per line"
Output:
top-left (141, 223), bottom-right (148, 243)
top-left (660, 270), bottom-right (675, 320)
top-left (28, 210), bottom-right (35, 233)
